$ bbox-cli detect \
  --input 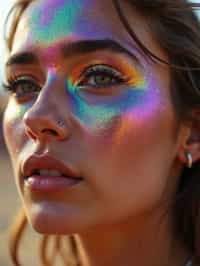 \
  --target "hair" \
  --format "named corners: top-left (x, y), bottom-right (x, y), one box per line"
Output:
top-left (4, 0), bottom-right (200, 265)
